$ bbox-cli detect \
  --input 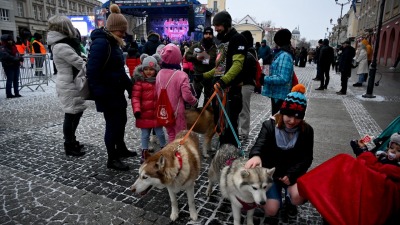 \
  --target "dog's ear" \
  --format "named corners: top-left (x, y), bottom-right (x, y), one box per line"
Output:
top-left (156, 154), bottom-right (165, 170)
top-left (240, 169), bottom-right (250, 178)
top-left (267, 167), bottom-right (275, 176)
